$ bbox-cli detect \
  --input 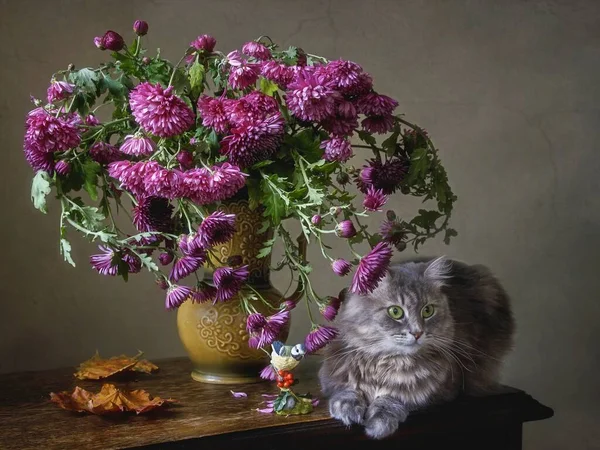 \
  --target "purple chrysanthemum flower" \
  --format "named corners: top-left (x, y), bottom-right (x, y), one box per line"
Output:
top-left (122, 252), bottom-right (142, 273)
top-left (283, 299), bottom-right (298, 311)
top-left (247, 310), bottom-right (290, 349)
top-left (192, 282), bottom-right (217, 303)
top-left (380, 219), bottom-right (405, 245)
top-left (321, 100), bottom-right (359, 137)
top-left (85, 114), bottom-right (100, 126)
top-left (305, 325), bottom-right (338, 353)
top-left (311, 214), bottom-right (322, 225)
top-left (197, 211), bottom-right (237, 248)
top-left (190, 34), bottom-right (216, 53)
top-left (23, 144), bottom-right (54, 173)
top-left (259, 364), bottom-right (278, 381)
top-left (220, 114), bottom-right (285, 167)
top-left (242, 41), bottom-right (271, 60)
top-left (129, 82), bottom-right (195, 138)
top-left (286, 69), bottom-right (340, 122)
top-left (108, 160), bottom-right (161, 197)
top-left (182, 163), bottom-right (247, 205)
top-left (101, 30), bottom-right (125, 52)
top-left (89, 141), bottom-right (120, 165)
top-left (165, 284), bottom-right (192, 309)
top-left (227, 51), bottom-right (259, 90)
top-left (323, 59), bottom-right (369, 95)
top-left (89, 246), bottom-right (119, 276)
top-left (356, 93), bottom-right (399, 116)
top-left (47, 80), bottom-right (75, 103)
top-left (335, 220), bottom-right (357, 239)
top-left (197, 95), bottom-right (229, 134)
top-left (119, 134), bottom-right (156, 156)
top-left (332, 258), bottom-right (352, 276)
top-left (356, 158), bottom-right (408, 195)
top-left (224, 92), bottom-right (279, 127)
top-left (320, 297), bottom-right (341, 321)
top-left (144, 166), bottom-right (182, 199)
top-left (350, 242), bottom-right (393, 294)
top-left (363, 186), bottom-right (388, 212)
top-left (169, 254), bottom-right (205, 282)
top-left (24, 107), bottom-right (81, 153)
top-left (132, 196), bottom-right (174, 232)
top-left (54, 160), bottom-right (71, 176)
top-left (361, 114), bottom-right (395, 134)
top-left (321, 137), bottom-right (353, 163)
top-left (159, 252), bottom-right (174, 266)
top-left (213, 265), bottom-right (249, 302)
top-left (178, 233), bottom-right (205, 258)
top-left (260, 60), bottom-right (294, 88)
top-left (133, 20), bottom-right (148, 36)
